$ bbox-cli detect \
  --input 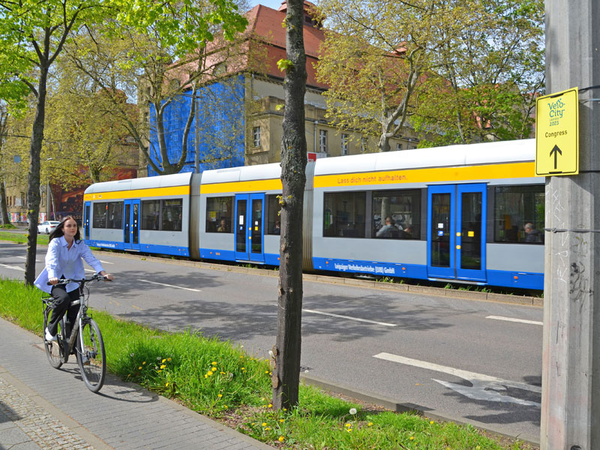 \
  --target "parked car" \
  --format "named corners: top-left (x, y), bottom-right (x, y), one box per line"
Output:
top-left (38, 221), bottom-right (60, 234)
